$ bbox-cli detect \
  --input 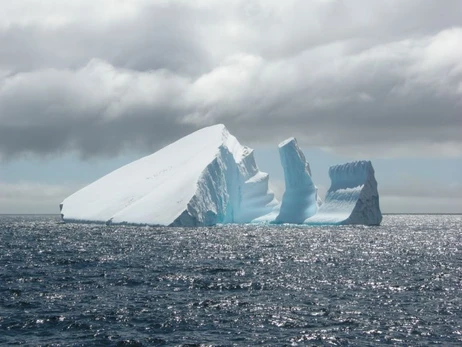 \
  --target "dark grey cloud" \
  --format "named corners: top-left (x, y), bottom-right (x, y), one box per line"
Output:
top-left (0, 0), bottom-right (461, 159)
top-left (0, 61), bottom-right (197, 158)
